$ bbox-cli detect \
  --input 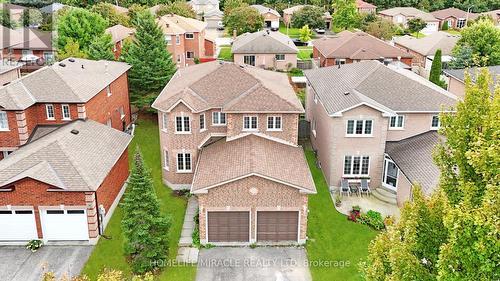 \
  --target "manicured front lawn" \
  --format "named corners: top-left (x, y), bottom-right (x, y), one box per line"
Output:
top-left (305, 150), bottom-right (378, 281)
top-left (218, 46), bottom-right (232, 61)
top-left (410, 32), bottom-right (426, 38)
top-left (298, 46), bottom-right (313, 60)
top-left (82, 115), bottom-right (196, 281)
top-left (444, 29), bottom-right (461, 35)
top-left (279, 24), bottom-right (302, 38)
